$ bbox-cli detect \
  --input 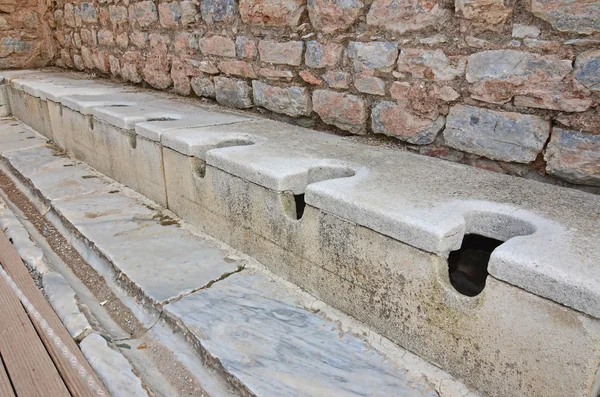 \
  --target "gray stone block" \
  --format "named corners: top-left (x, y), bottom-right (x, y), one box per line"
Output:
top-left (443, 104), bottom-right (550, 163)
